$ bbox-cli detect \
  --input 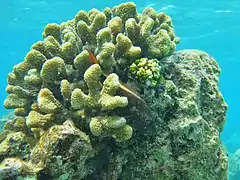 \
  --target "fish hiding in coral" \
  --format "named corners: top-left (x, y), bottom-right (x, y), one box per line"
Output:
top-left (88, 50), bottom-right (145, 104)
